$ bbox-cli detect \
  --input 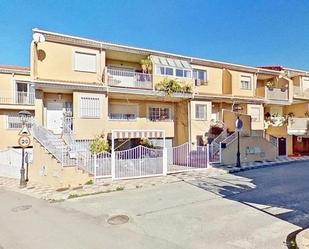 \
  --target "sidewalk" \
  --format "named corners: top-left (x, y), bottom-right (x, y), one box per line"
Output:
top-left (296, 229), bottom-right (309, 249)
top-left (218, 156), bottom-right (309, 173)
